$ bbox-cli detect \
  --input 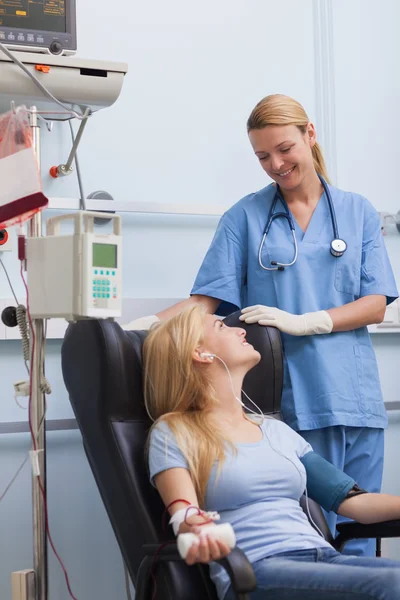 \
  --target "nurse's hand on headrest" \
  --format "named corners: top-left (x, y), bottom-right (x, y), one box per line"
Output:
top-left (121, 314), bottom-right (160, 331)
top-left (240, 305), bottom-right (333, 336)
